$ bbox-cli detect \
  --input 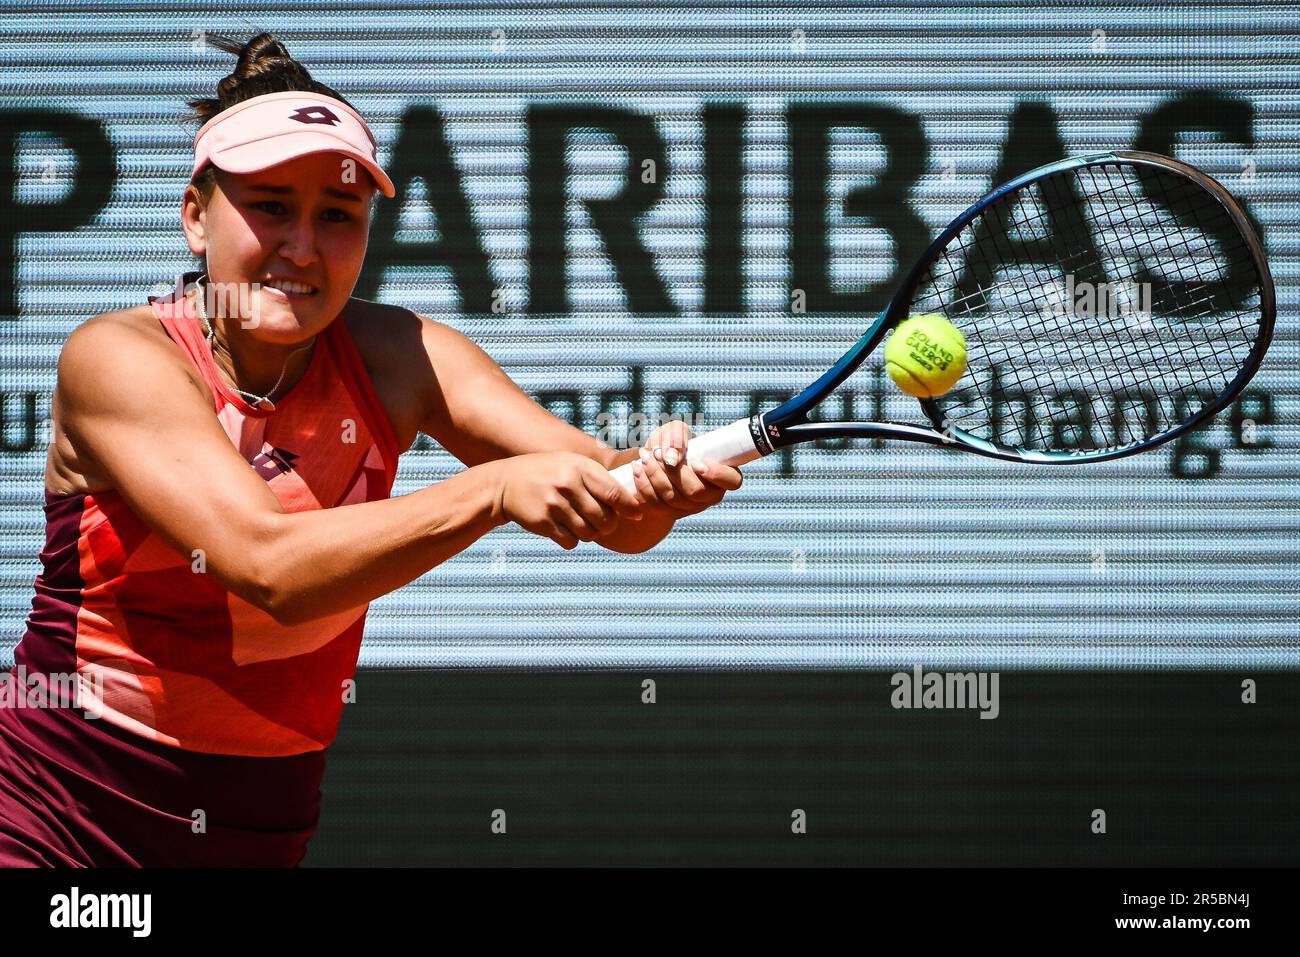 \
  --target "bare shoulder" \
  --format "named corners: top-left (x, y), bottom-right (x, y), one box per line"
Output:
top-left (341, 298), bottom-right (436, 453)
top-left (60, 306), bottom-right (206, 398)
top-left (87, 303), bottom-right (176, 337)
top-left (67, 304), bottom-right (181, 351)
top-left (342, 297), bottom-right (427, 360)
top-left (343, 297), bottom-right (484, 361)
top-left (47, 305), bottom-right (207, 495)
